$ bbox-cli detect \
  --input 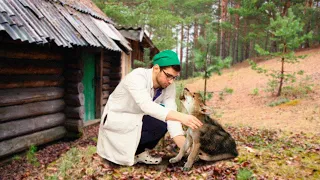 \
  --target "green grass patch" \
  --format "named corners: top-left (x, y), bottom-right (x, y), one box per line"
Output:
top-left (26, 145), bottom-right (39, 167)
top-left (250, 88), bottom-right (259, 96)
top-left (268, 98), bottom-right (290, 107)
top-left (237, 168), bottom-right (255, 180)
